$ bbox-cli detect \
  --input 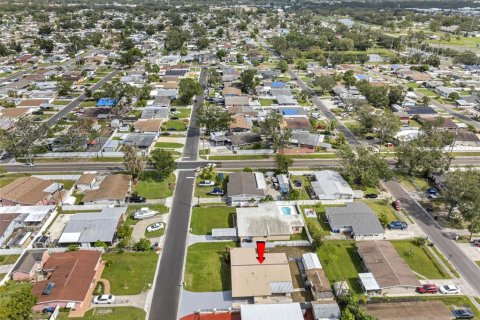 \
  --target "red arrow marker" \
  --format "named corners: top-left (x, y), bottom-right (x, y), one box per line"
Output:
top-left (256, 241), bottom-right (266, 264)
